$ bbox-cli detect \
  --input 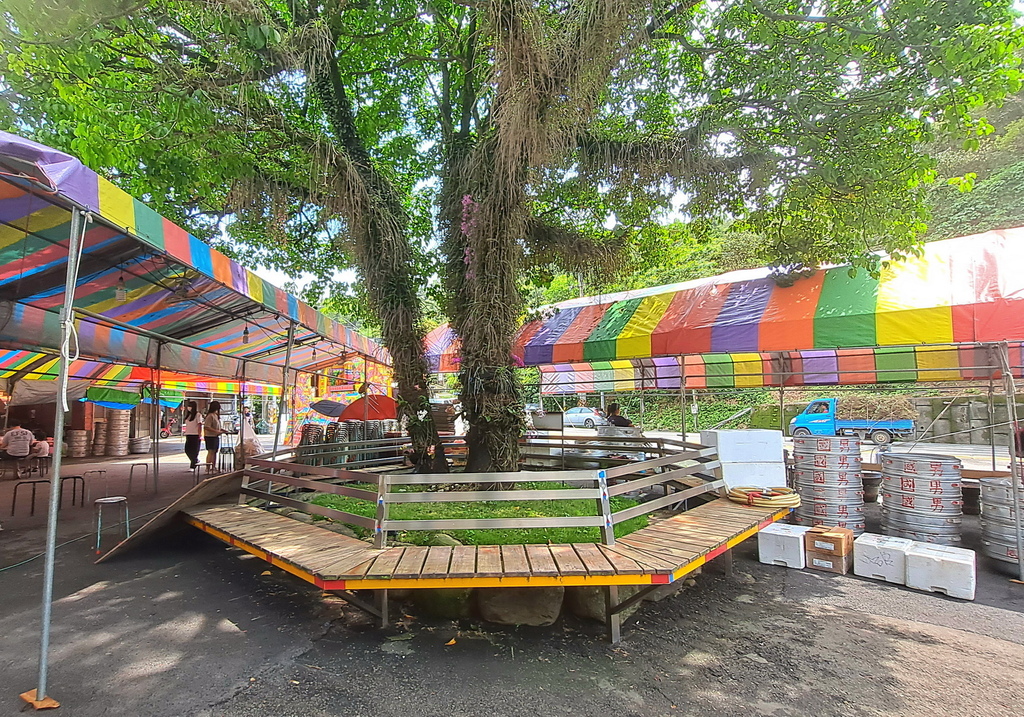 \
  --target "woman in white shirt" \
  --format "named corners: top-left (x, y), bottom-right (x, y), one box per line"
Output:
top-left (203, 400), bottom-right (225, 469)
top-left (182, 401), bottom-right (202, 469)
